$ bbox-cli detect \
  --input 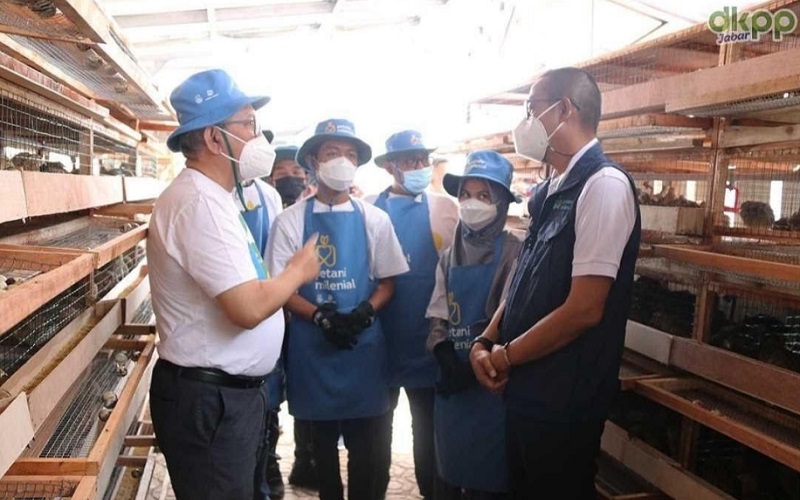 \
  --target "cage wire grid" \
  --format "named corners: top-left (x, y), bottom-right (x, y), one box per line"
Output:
top-left (39, 353), bottom-right (131, 458)
top-left (632, 258), bottom-right (700, 338)
top-left (93, 244), bottom-right (146, 300)
top-left (0, 278), bottom-right (91, 382)
top-left (721, 149), bottom-right (800, 235)
top-left (0, 478), bottom-right (79, 499)
top-left (0, 88), bottom-right (91, 174)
